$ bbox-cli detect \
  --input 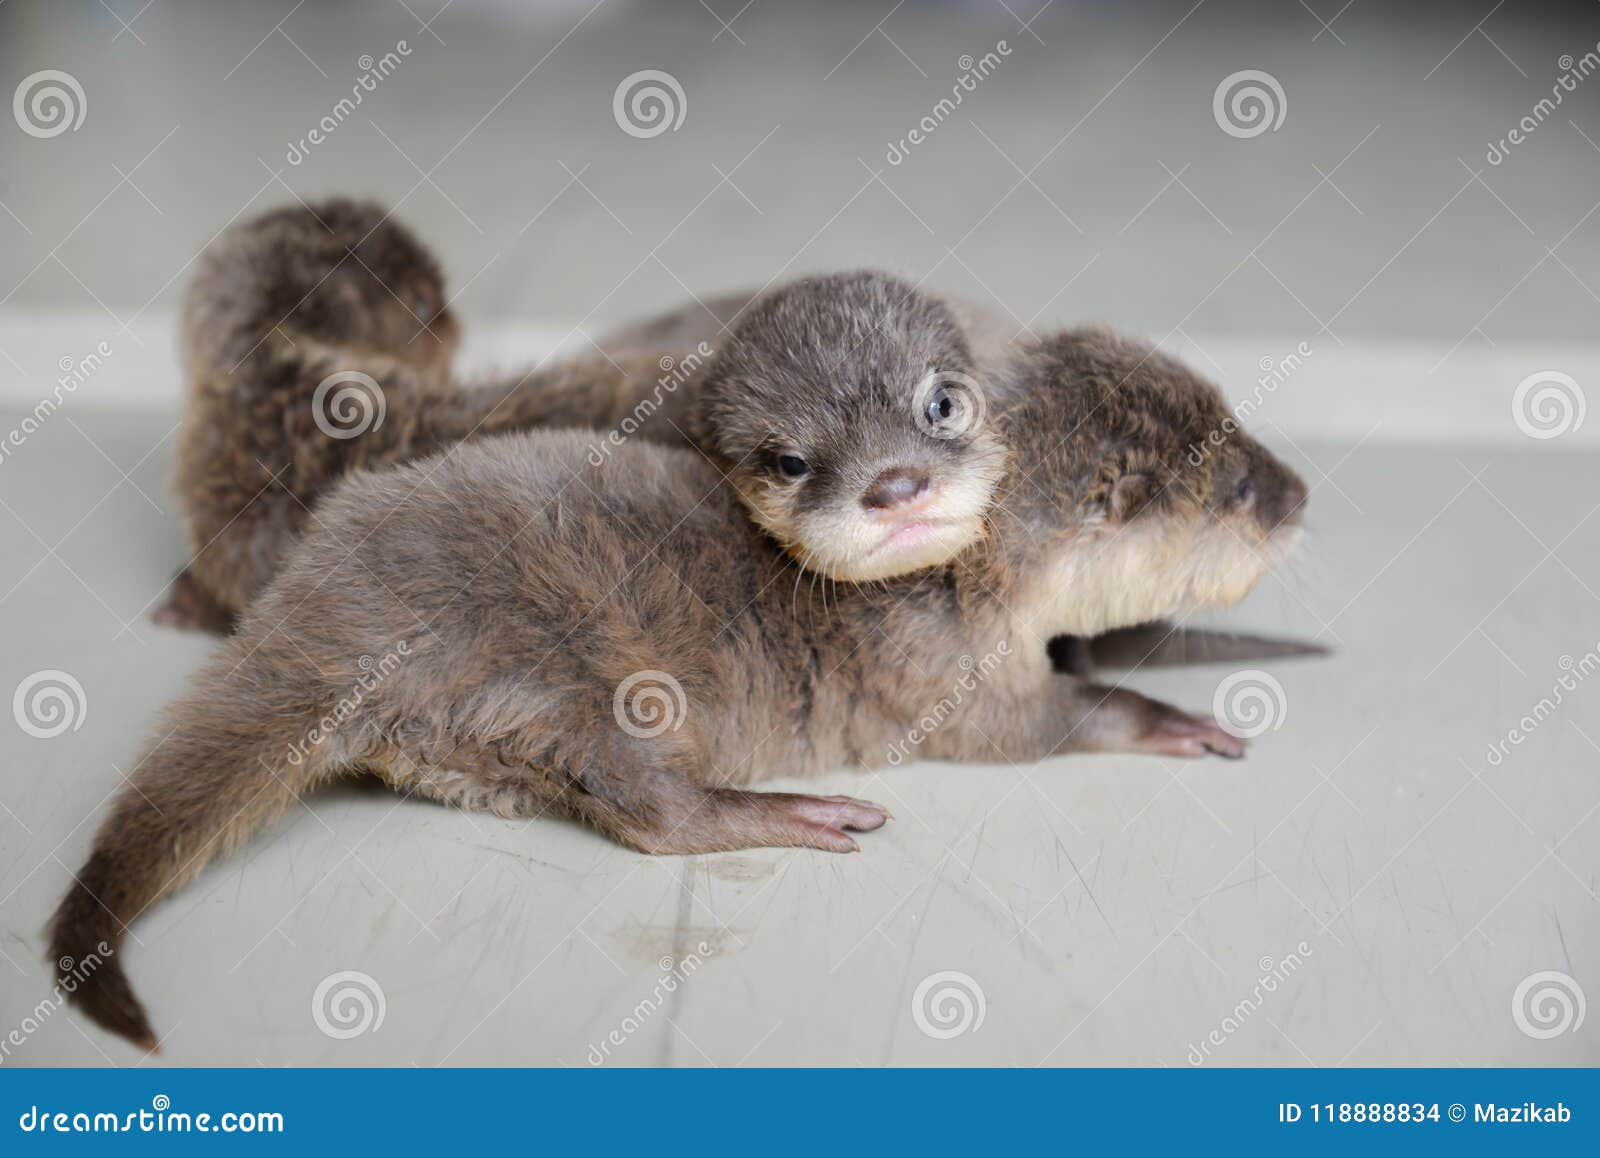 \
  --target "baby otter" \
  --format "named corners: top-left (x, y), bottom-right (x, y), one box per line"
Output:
top-left (51, 314), bottom-right (1307, 1049)
top-left (160, 198), bottom-right (675, 629)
